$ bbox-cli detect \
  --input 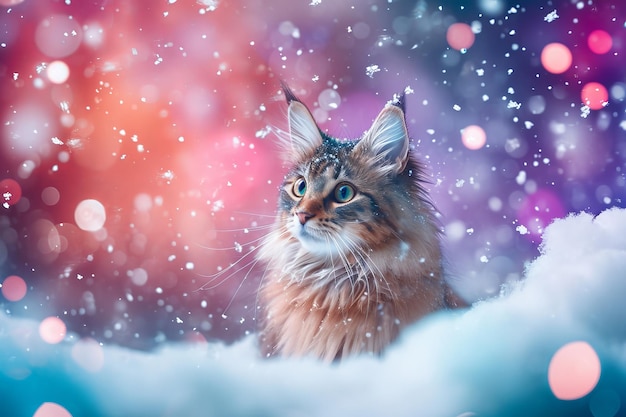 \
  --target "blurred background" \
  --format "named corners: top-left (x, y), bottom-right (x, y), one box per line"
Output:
top-left (0, 0), bottom-right (624, 349)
